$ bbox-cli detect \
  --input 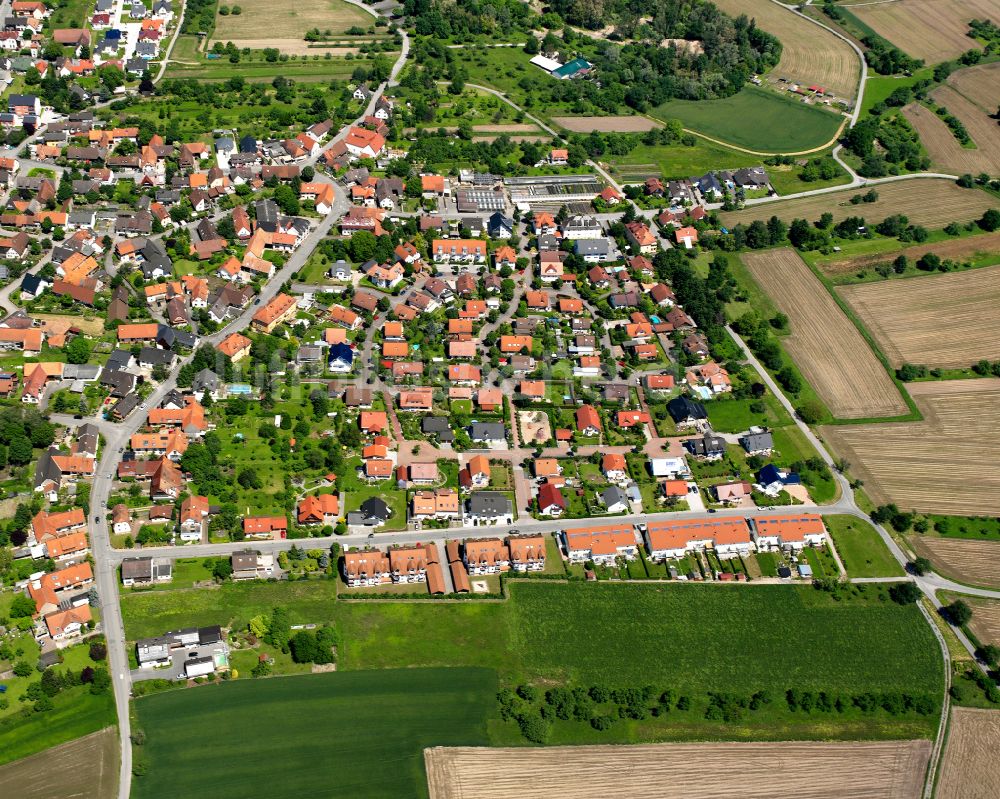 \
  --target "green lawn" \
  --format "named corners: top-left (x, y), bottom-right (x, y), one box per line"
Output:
top-left (826, 515), bottom-right (905, 578)
top-left (705, 397), bottom-right (773, 433)
top-left (344, 484), bottom-right (406, 531)
top-left (649, 86), bottom-right (845, 153)
top-left (767, 162), bottom-right (852, 196)
top-left (132, 669), bottom-right (495, 799)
